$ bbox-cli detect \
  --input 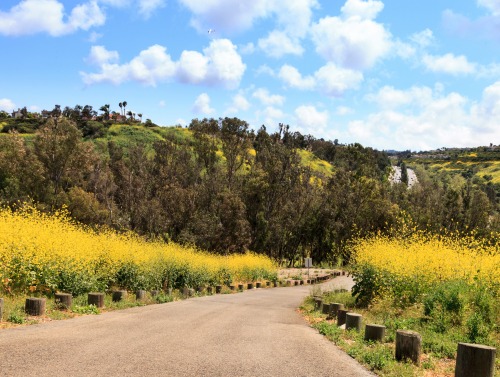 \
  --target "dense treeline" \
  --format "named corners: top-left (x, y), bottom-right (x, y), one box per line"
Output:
top-left (1, 115), bottom-right (499, 265)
